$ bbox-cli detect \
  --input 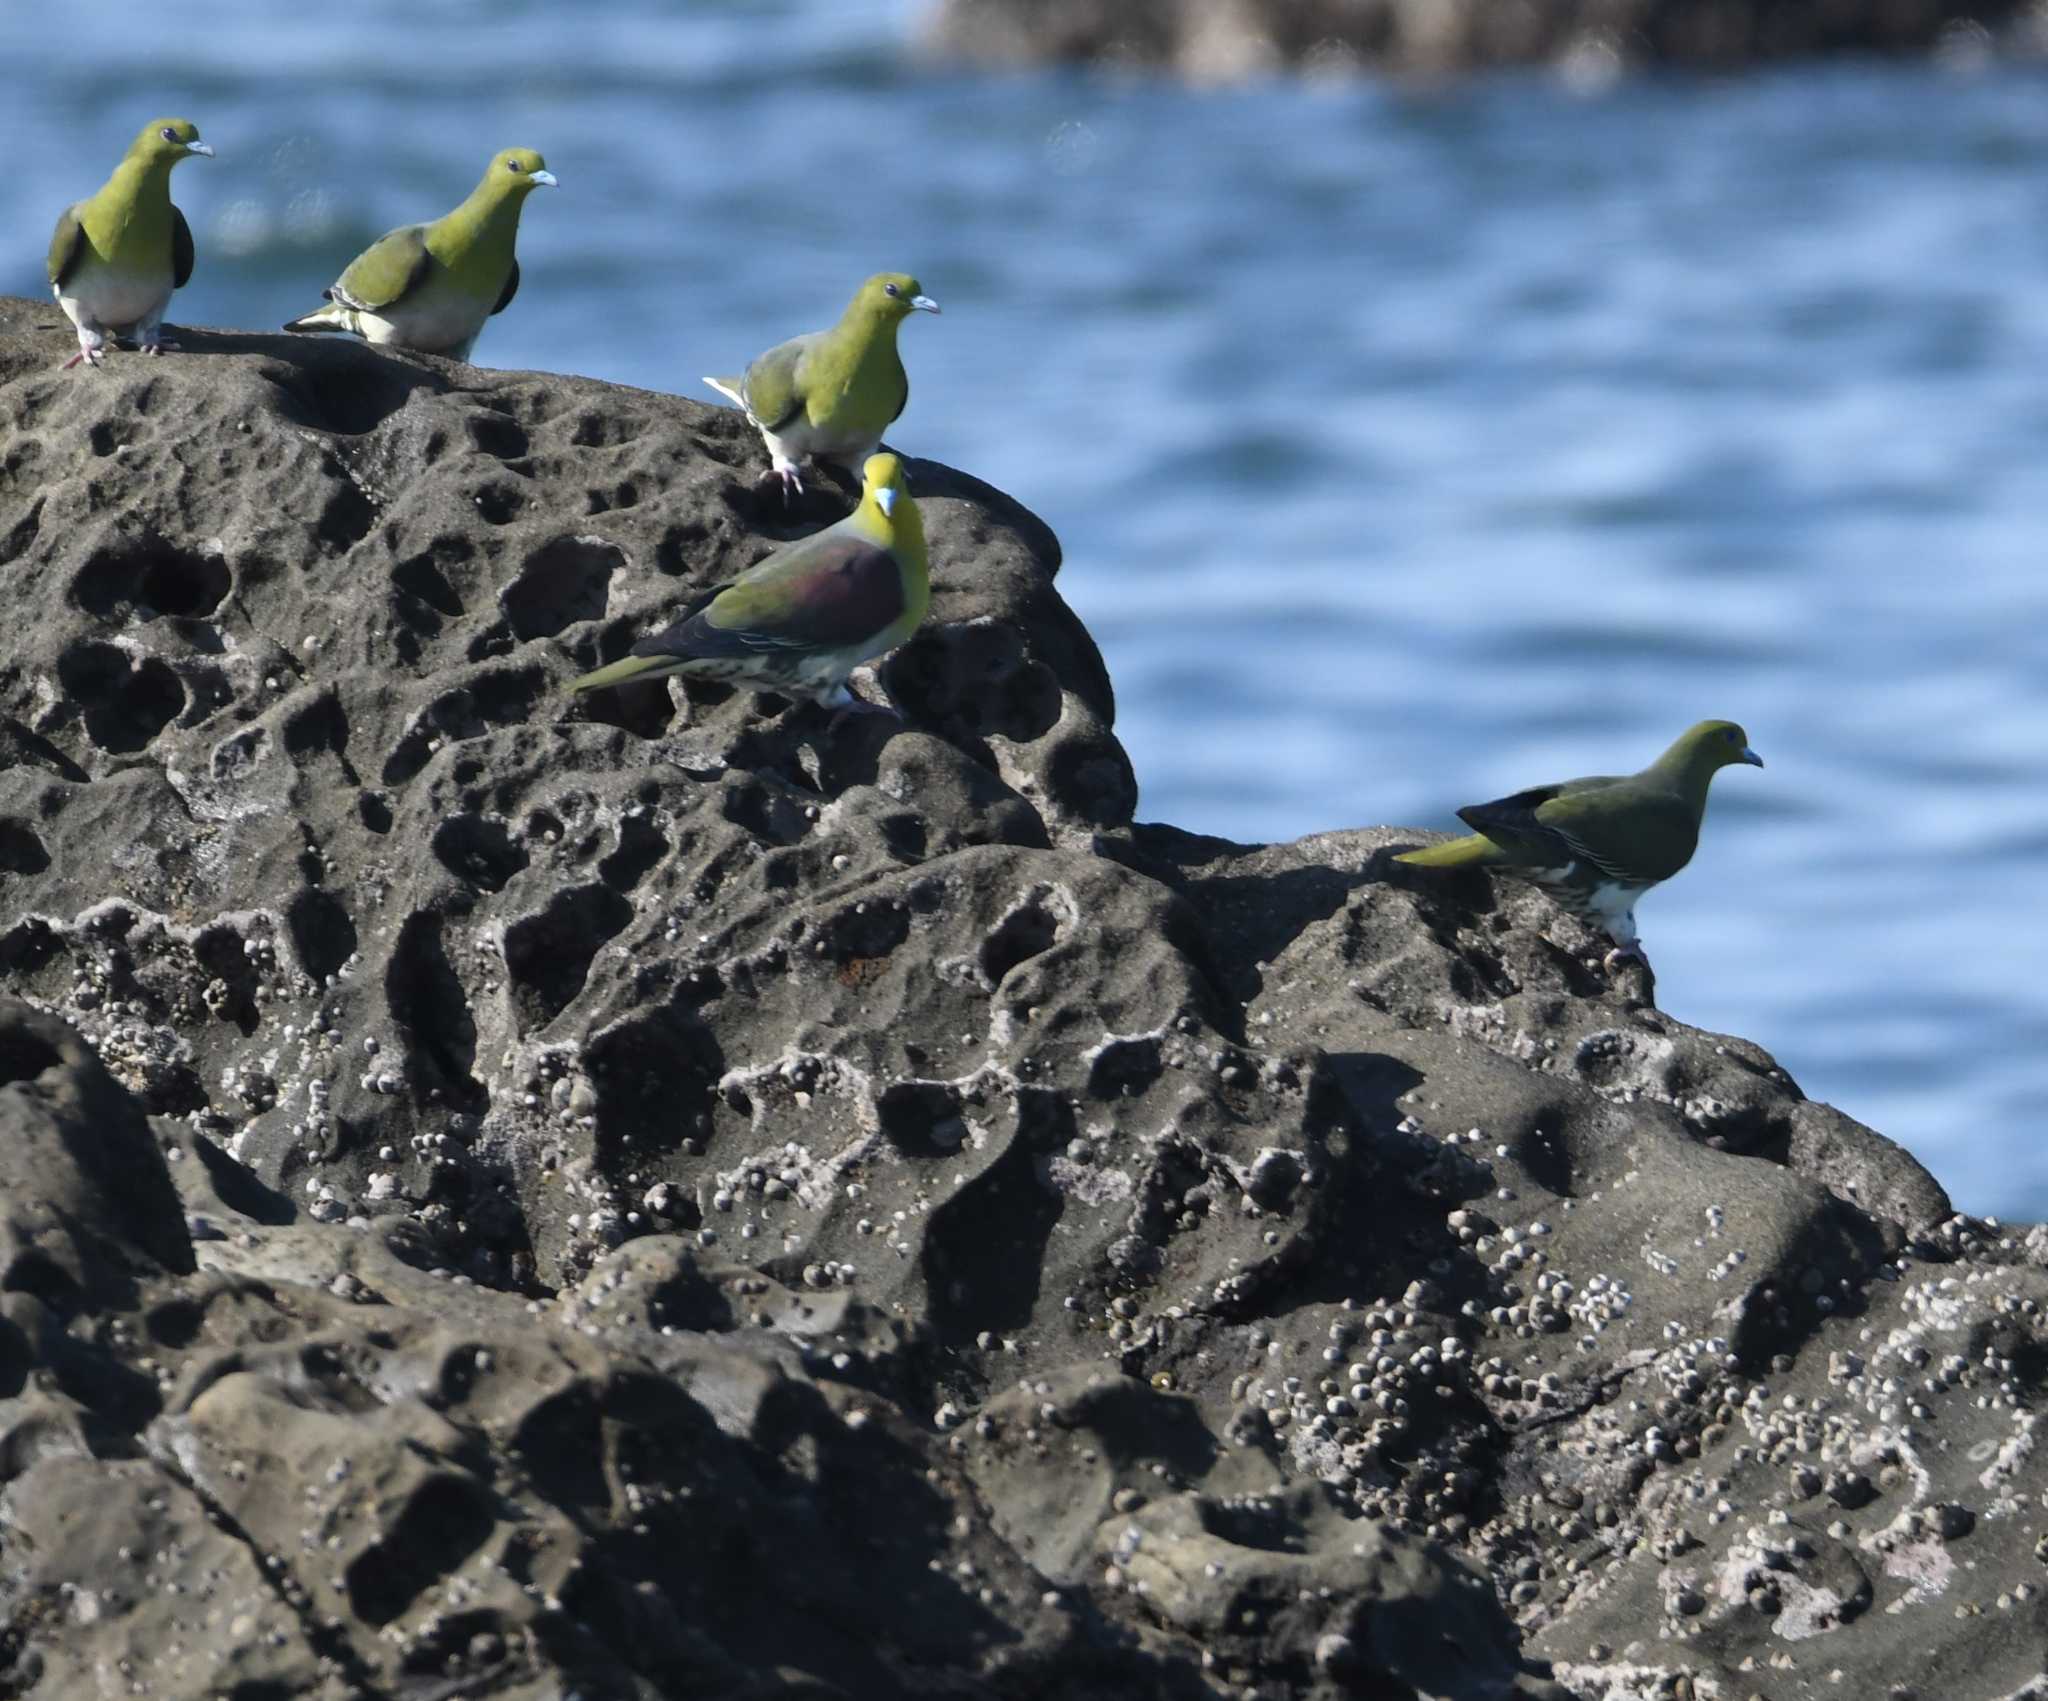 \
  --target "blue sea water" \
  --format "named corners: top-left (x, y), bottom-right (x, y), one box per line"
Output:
top-left (3, 3), bottom-right (2043, 1217)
